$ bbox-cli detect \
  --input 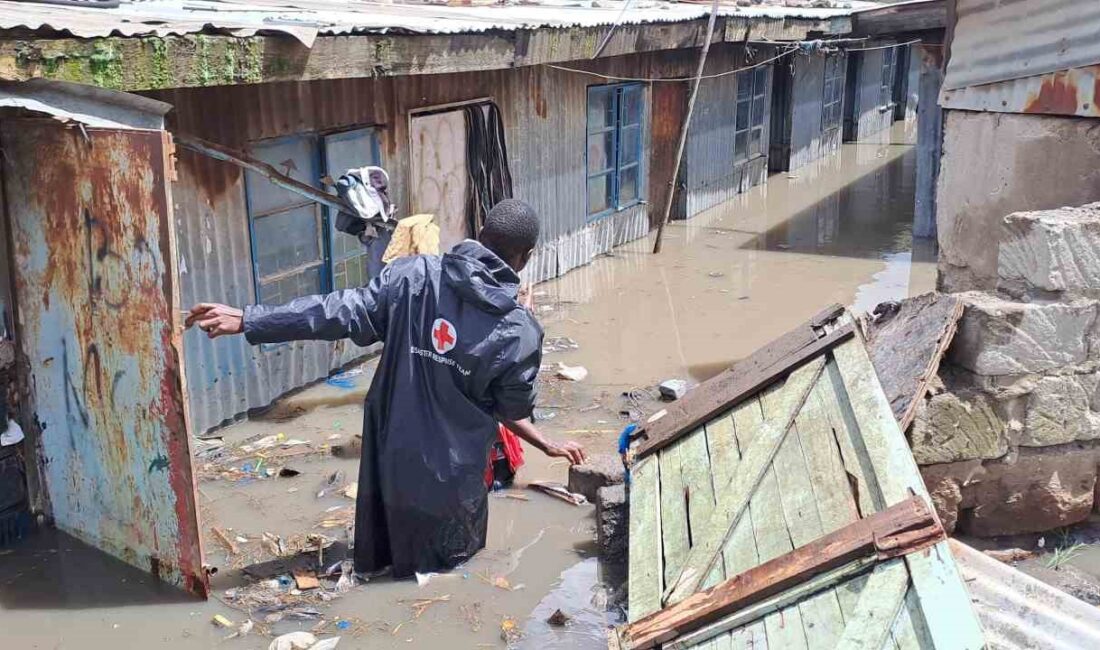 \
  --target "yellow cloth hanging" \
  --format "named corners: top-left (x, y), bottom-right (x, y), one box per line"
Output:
top-left (382, 213), bottom-right (441, 265)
